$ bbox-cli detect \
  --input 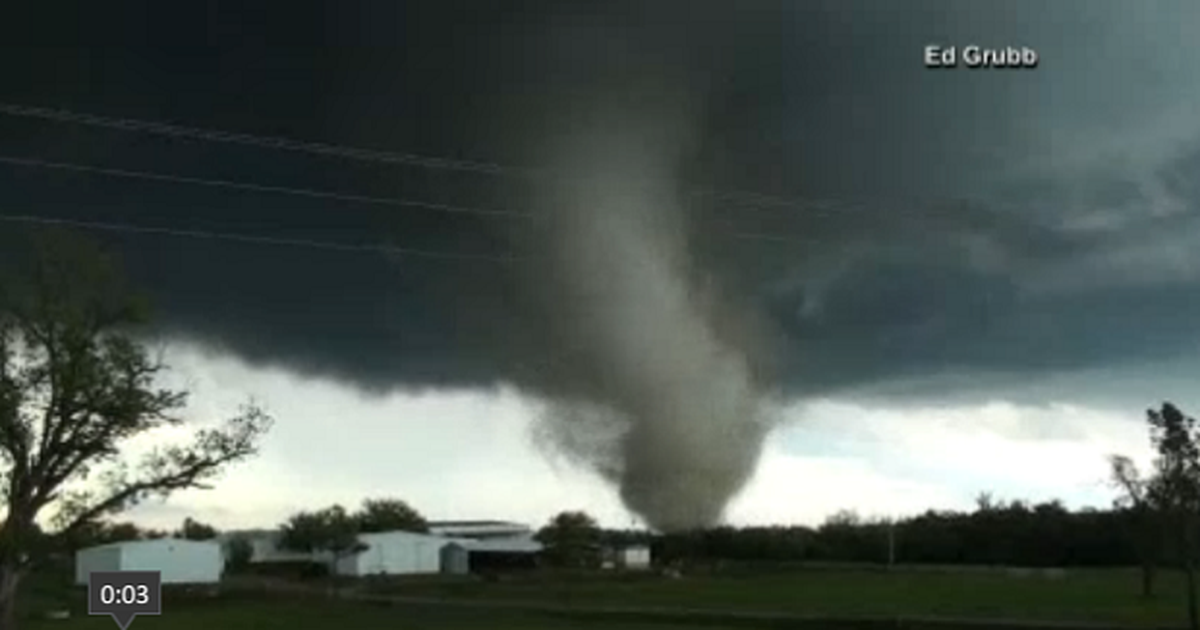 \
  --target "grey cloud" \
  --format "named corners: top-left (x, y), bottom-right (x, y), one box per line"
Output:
top-left (2, 3), bottom-right (1199, 425)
